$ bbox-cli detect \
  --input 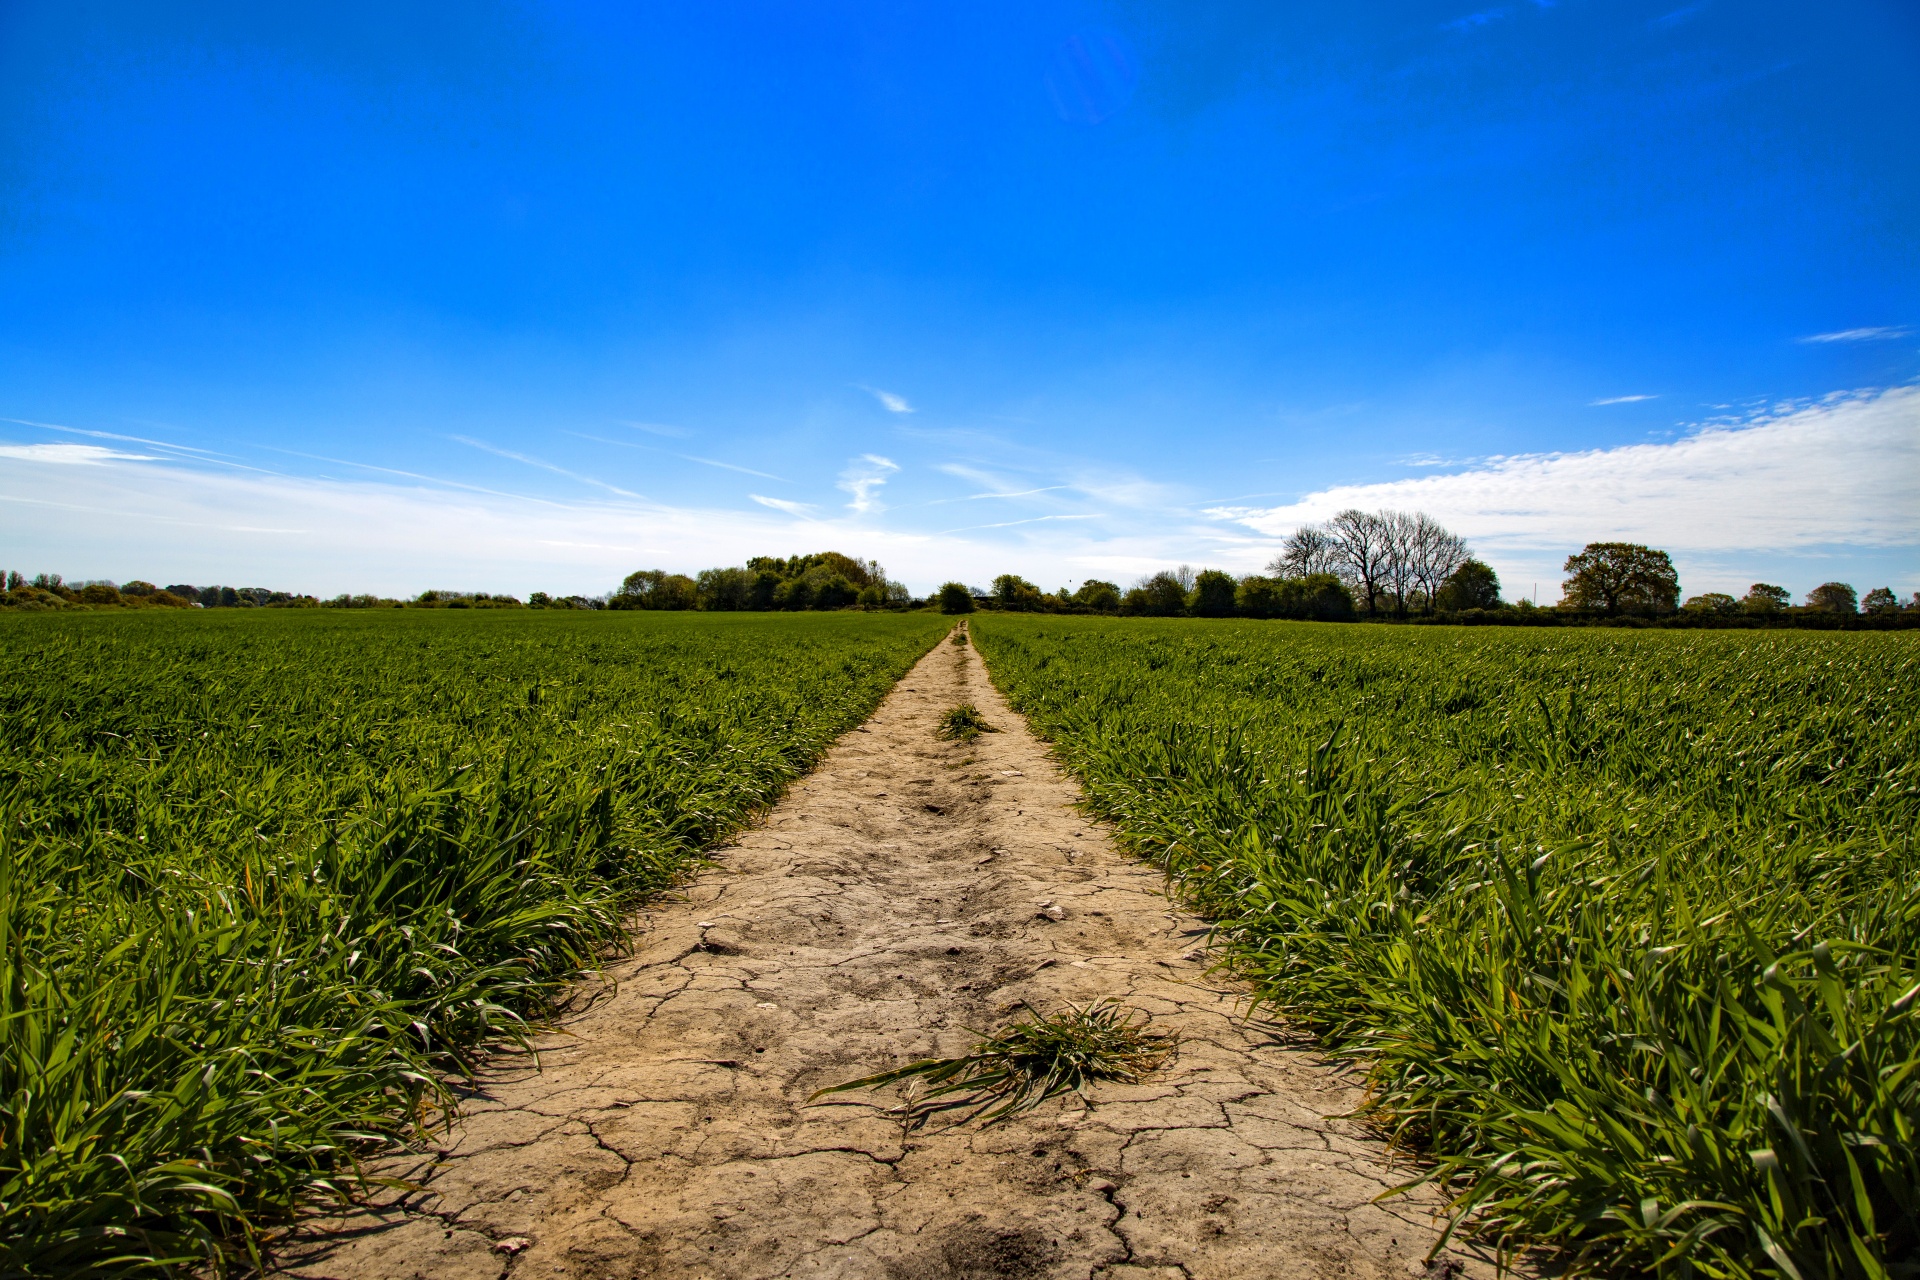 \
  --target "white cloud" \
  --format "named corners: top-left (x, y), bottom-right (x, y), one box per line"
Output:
top-left (749, 494), bottom-right (818, 517)
top-left (860, 386), bottom-right (915, 414)
top-left (1590, 394), bottom-right (1658, 405)
top-left (622, 421), bottom-right (692, 437)
top-left (1213, 386), bottom-right (1920, 592)
top-left (0, 443), bottom-right (156, 464)
top-left (1799, 326), bottom-right (1913, 343)
top-left (838, 453), bottom-right (900, 514)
